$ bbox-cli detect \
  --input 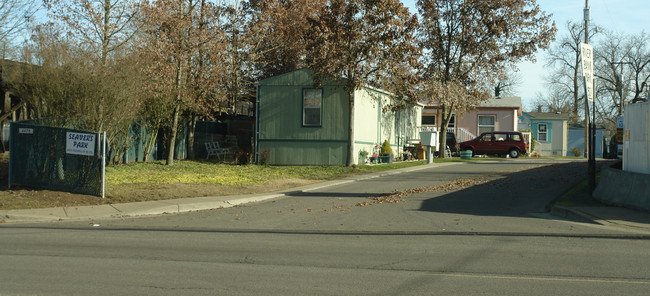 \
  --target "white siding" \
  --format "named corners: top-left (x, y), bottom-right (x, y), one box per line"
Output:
top-left (623, 102), bottom-right (650, 174)
top-left (352, 87), bottom-right (422, 164)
